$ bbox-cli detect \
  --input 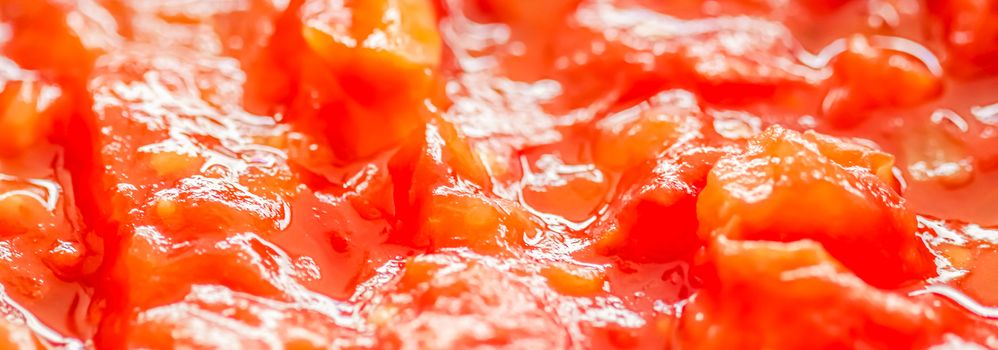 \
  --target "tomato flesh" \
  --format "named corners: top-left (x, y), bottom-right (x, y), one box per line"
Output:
top-left (1, 0), bottom-right (998, 349)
